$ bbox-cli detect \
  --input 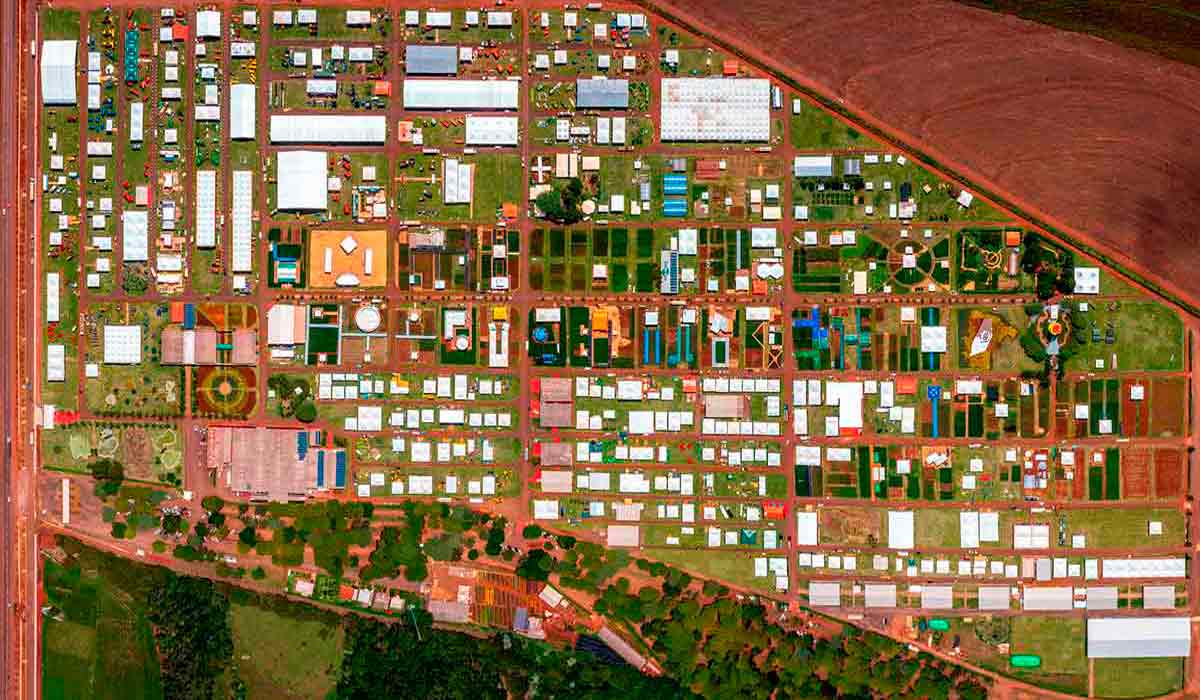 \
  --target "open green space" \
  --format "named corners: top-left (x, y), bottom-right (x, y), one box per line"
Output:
top-left (791, 97), bottom-right (881, 150)
top-left (641, 546), bottom-right (778, 593)
top-left (1064, 301), bottom-right (1185, 372)
top-left (1009, 616), bottom-right (1086, 676)
top-left (228, 600), bottom-right (344, 699)
top-left (42, 557), bottom-right (162, 700)
top-left (1092, 657), bottom-right (1183, 699)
